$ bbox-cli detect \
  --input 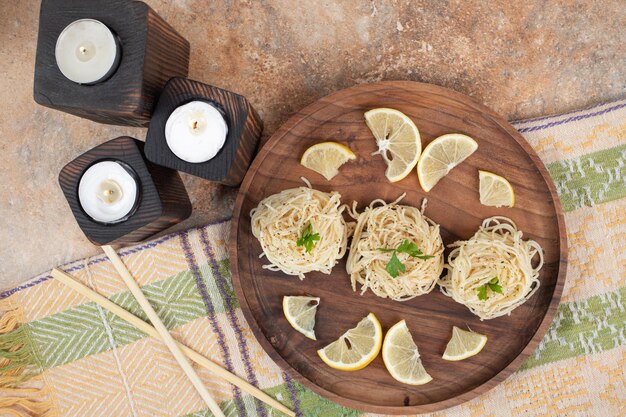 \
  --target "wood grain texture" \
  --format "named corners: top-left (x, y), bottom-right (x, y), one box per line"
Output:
top-left (33, 0), bottom-right (189, 127)
top-left (230, 81), bottom-right (567, 414)
top-left (58, 136), bottom-right (191, 246)
top-left (145, 77), bottom-right (263, 186)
